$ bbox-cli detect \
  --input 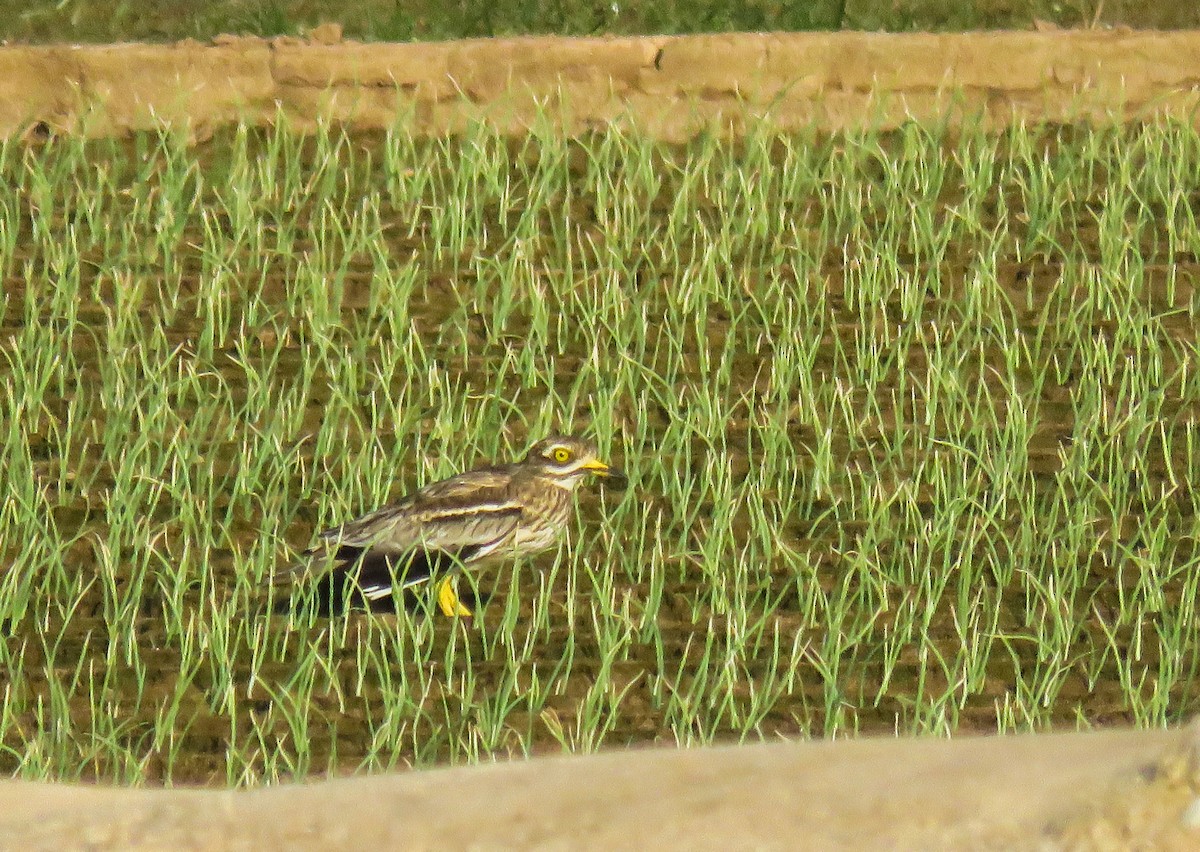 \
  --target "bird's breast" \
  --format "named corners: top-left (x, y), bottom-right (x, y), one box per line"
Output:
top-left (511, 523), bottom-right (565, 554)
top-left (507, 478), bottom-right (573, 555)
